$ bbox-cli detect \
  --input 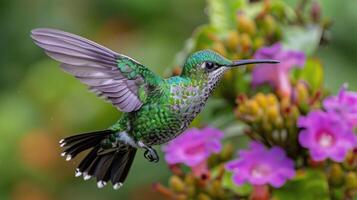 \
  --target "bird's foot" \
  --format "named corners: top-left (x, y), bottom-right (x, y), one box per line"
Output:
top-left (144, 147), bottom-right (159, 163)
